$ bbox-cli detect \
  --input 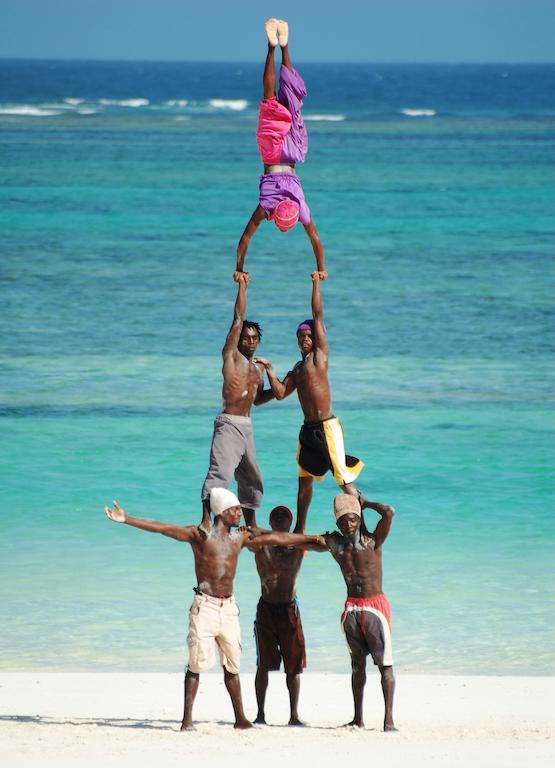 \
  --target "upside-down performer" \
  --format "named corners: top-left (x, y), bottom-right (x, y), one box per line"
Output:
top-left (234, 19), bottom-right (327, 282)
